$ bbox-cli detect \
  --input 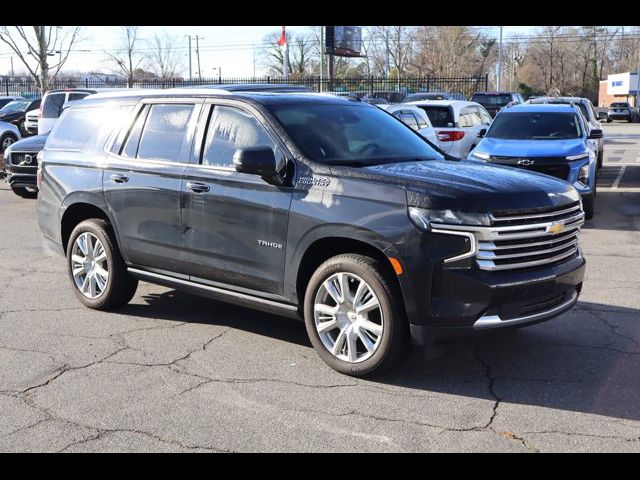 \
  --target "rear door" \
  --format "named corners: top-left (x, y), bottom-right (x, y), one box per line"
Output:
top-left (103, 99), bottom-right (202, 274)
top-left (180, 101), bottom-right (293, 296)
